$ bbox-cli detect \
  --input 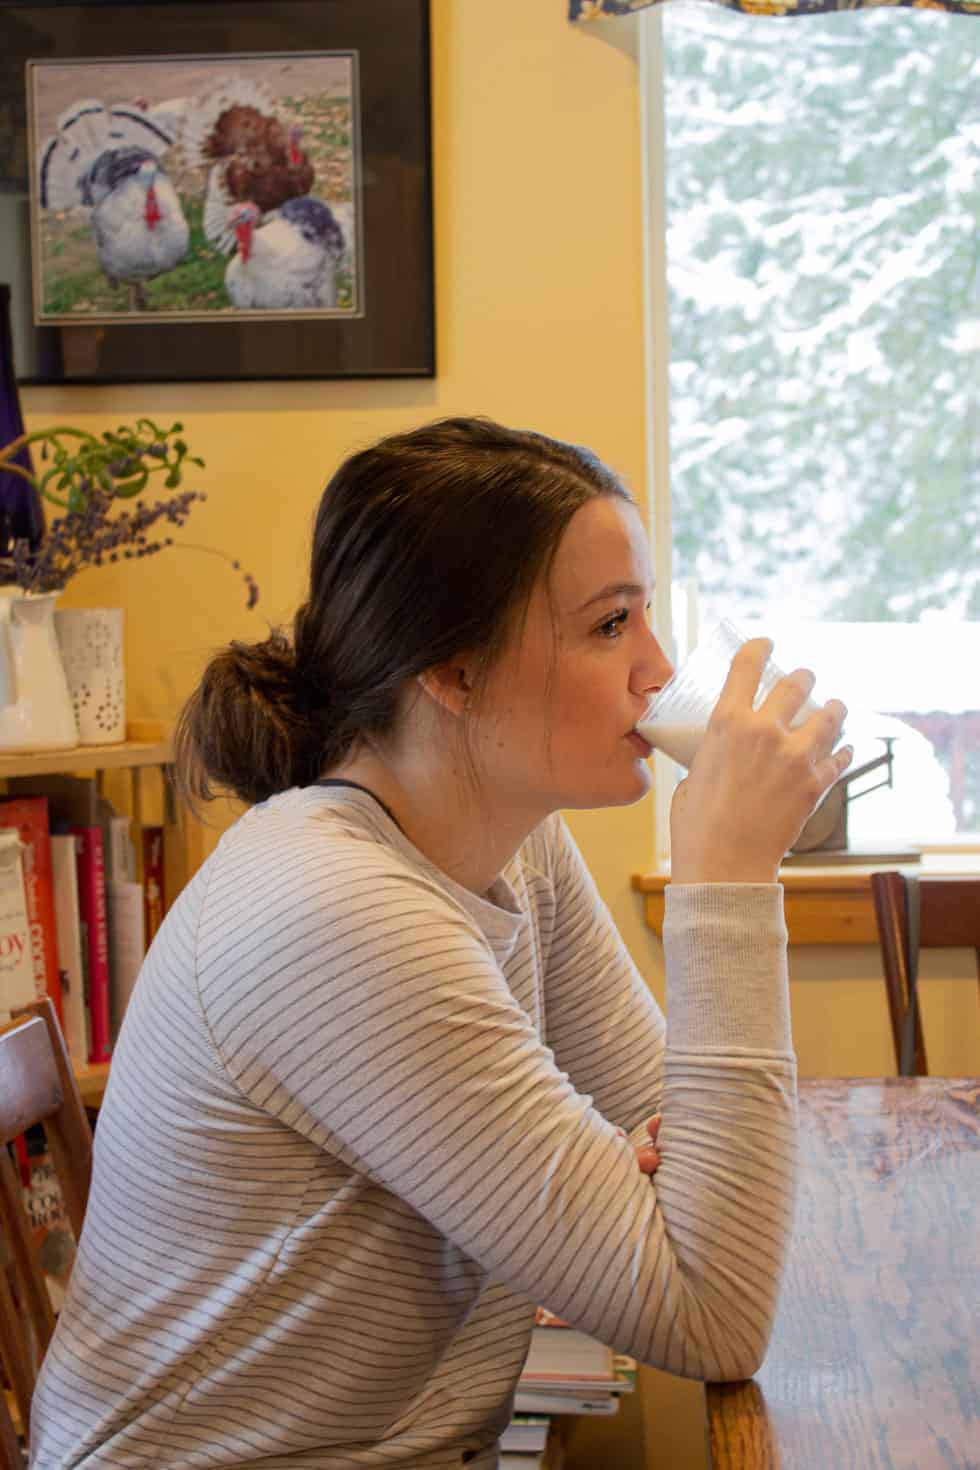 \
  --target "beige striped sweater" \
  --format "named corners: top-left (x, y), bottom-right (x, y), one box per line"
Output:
top-left (30, 784), bottom-right (797, 1469)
